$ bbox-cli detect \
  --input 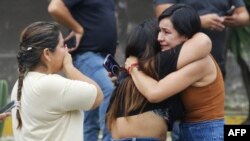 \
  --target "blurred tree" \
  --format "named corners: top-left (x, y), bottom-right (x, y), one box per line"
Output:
top-left (0, 80), bottom-right (8, 136)
top-left (229, 0), bottom-right (250, 124)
